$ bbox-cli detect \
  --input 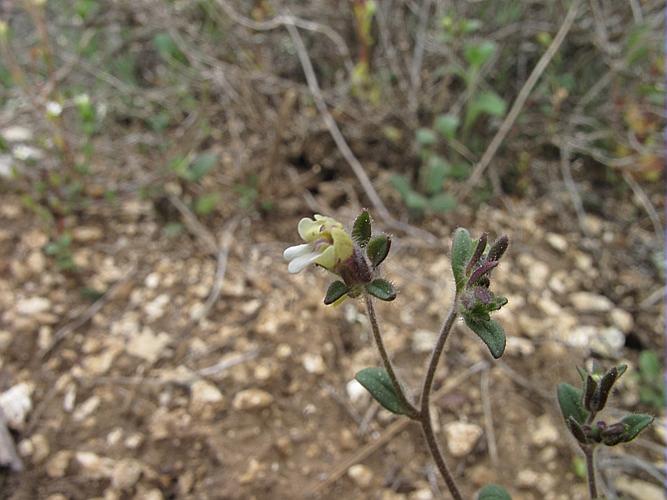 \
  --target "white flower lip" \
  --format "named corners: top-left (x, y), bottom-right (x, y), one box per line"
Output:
top-left (283, 243), bottom-right (313, 261)
top-left (287, 251), bottom-right (321, 274)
